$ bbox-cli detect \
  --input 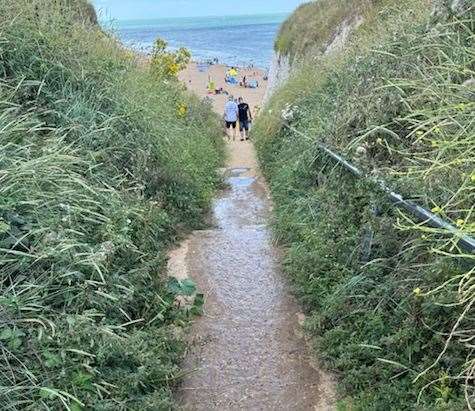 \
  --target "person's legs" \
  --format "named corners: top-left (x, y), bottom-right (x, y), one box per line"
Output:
top-left (225, 122), bottom-right (232, 141)
top-left (240, 120), bottom-right (249, 141)
top-left (232, 122), bottom-right (237, 141)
